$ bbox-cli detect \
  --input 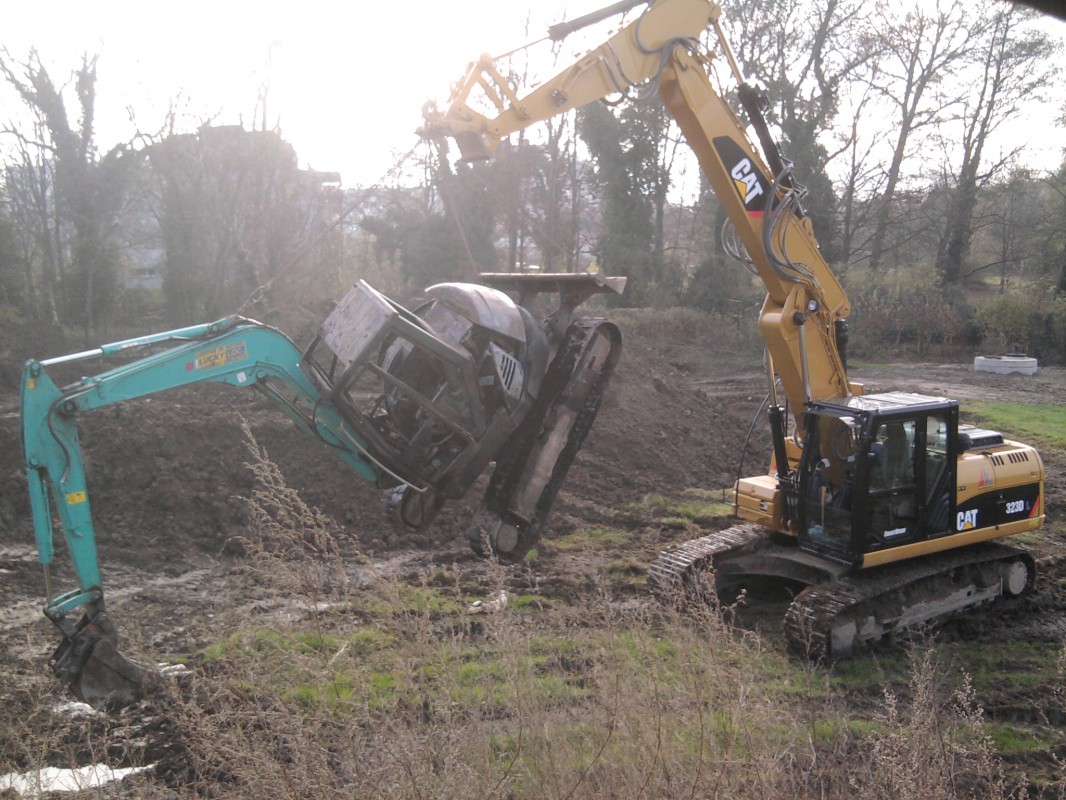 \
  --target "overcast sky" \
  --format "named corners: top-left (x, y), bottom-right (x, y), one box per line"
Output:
top-left (3, 1), bottom-right (1065, 190)
top-left (2, 0), bottom-right (601, 186)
